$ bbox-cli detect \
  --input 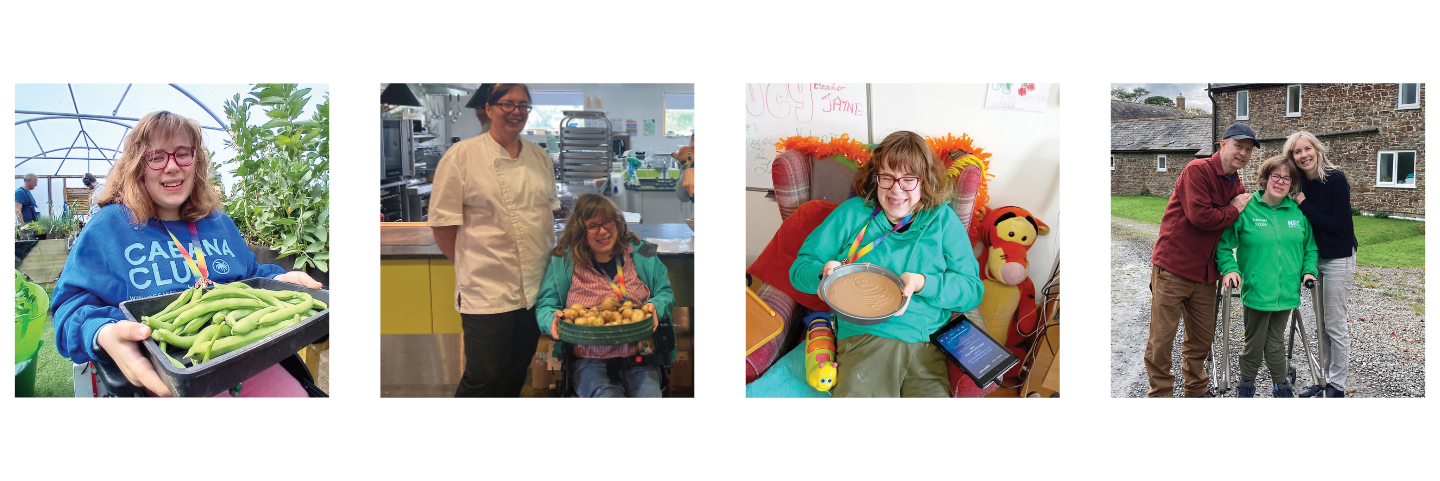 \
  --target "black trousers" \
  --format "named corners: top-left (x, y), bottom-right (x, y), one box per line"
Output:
top-left (455, 307), bottom-right (540, 397)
